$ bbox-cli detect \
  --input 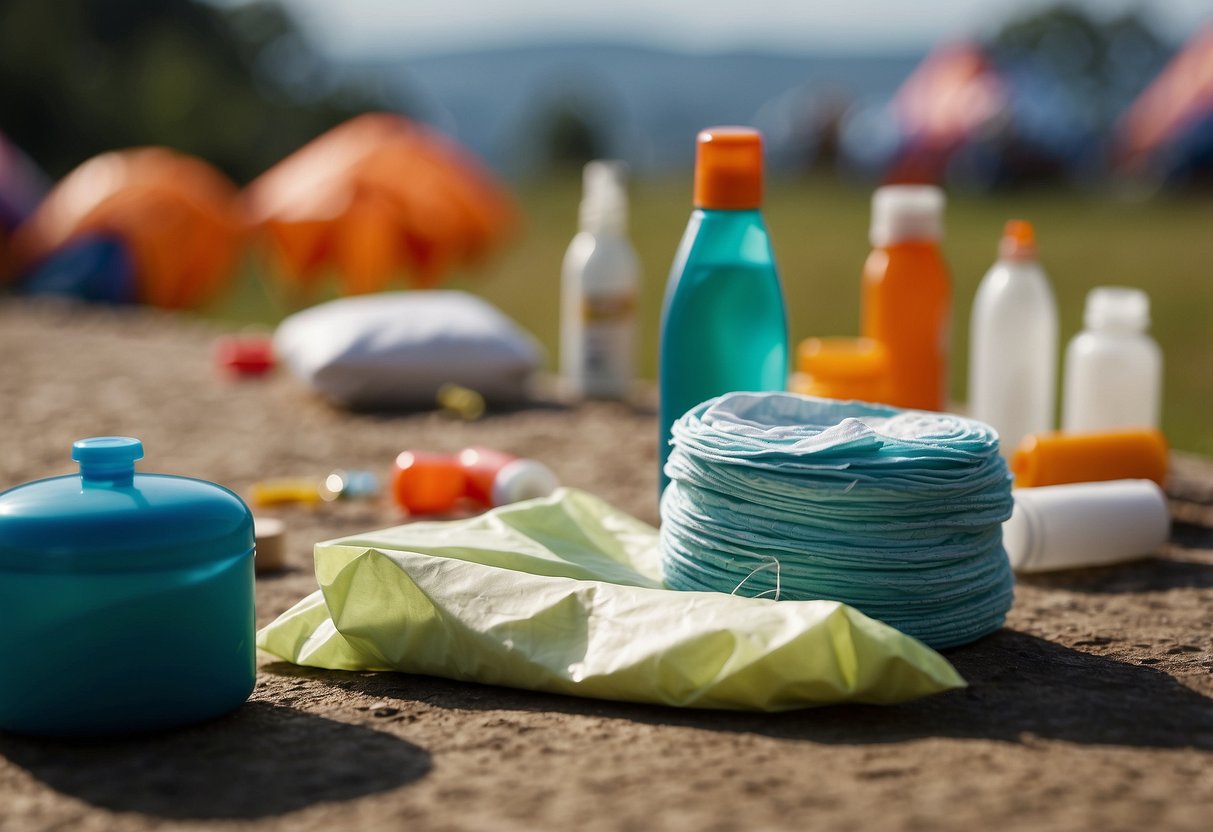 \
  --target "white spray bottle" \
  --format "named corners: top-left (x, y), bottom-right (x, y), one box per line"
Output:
top-left (560, 160), bottom-right (641, 400)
